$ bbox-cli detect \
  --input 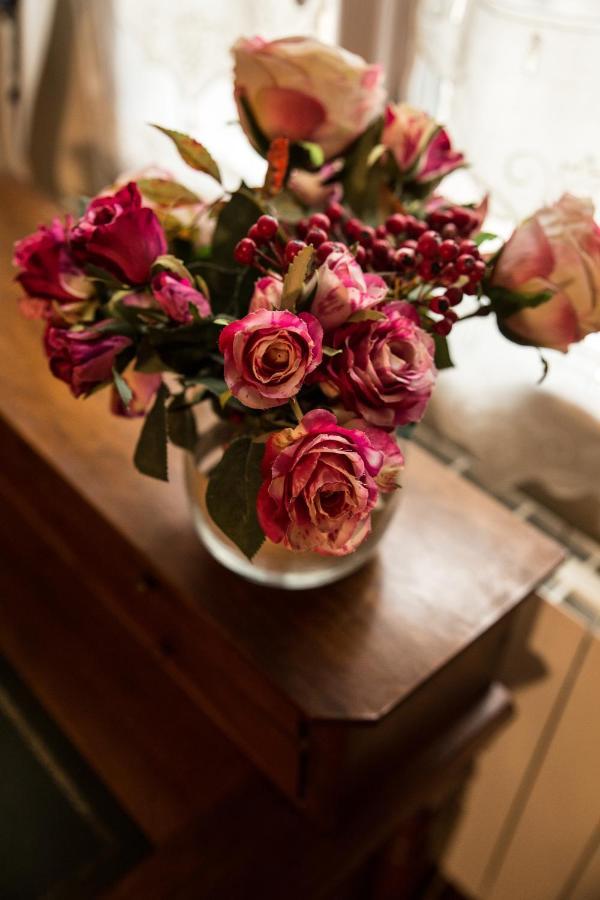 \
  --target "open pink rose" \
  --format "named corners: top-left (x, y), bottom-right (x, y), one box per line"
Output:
top-left (72, 182), bottom-right (167, 285)
top-left (382, 103), bottom-right (464, 185)
top-left (323, 301), bottom-right (436, 428)
top-left (44, 325), bottom-right (131, 398)
top-left (232, 36), bottom-right (385, 161)
top-left (151, 271), bottom-right (211, 323)
top-left (492, 194), bottom-right (600, 351)
top-left (311, 250), bottom-right (388, 331)
top-left (257, 409), bottom-right (385, 555)
top-left (219, 309), bottom-right (323, 409)
top-left (248, 275), bottom-right (284, 312)
top-left (110, 369), bottom-right (162, 417)
top-left (13, 218), bottom-right (93, 319)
